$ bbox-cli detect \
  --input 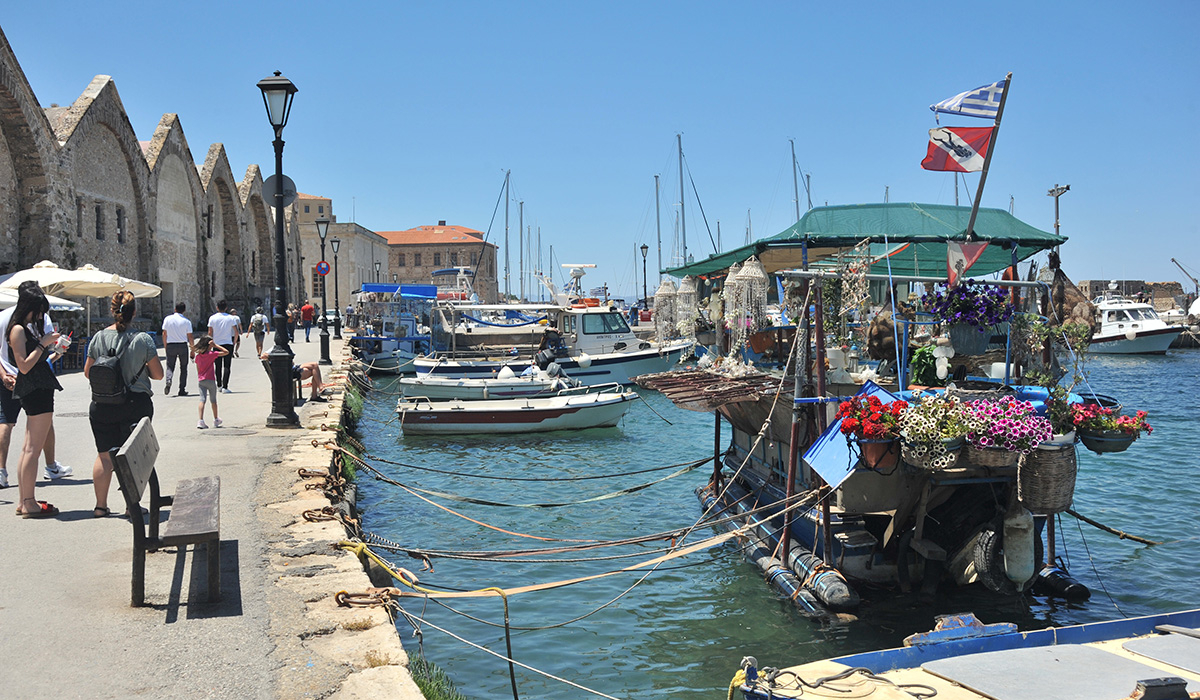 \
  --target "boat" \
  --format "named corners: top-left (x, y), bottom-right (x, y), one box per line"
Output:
top-left (349, 283), bottom-right (435, 374)
top-left (395, 384), bottom-right (637, 435)
top-left (1089, 285), bottom-right (1183, 355)
top-left (414, 264), bottom-right (692, 385)
top-left (398, 366), bottom-right (578, 400)
top-left (733, 608), bottom-right (1200, 699)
